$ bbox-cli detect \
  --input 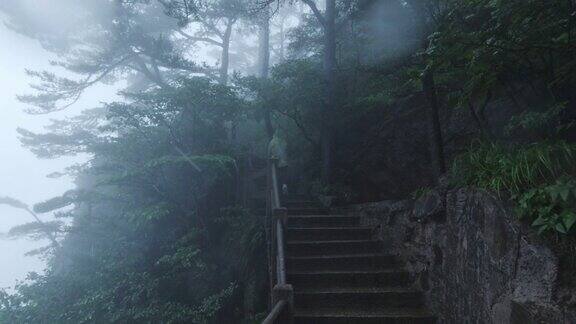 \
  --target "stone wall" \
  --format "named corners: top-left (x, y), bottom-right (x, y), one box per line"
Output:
top-left (340, 188), bottom-right (576, 323)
